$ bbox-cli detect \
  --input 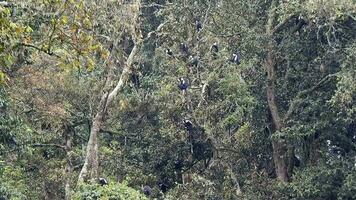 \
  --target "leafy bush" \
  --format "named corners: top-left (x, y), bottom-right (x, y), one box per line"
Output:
top-left (287, 162), bottom-right (355, 200)
top-left (338, 172), bottom-right (356, 200)
top-left (165, 174), bottom-right (223, 200)
top-left (73, 181), bottom-right (147, 200)
top-left (0, 165), bottom-right (28, 200)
